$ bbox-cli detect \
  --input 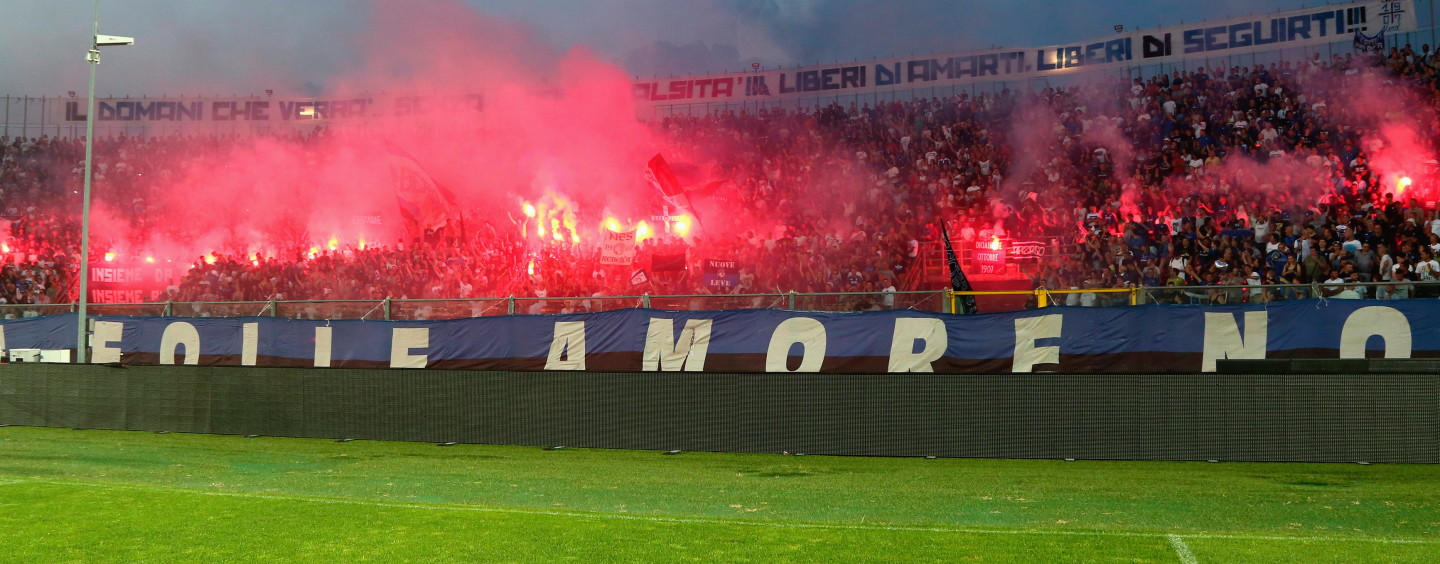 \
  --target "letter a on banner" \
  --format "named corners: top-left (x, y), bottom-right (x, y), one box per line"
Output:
top-left (546, 321), bottom-right (587, 370)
